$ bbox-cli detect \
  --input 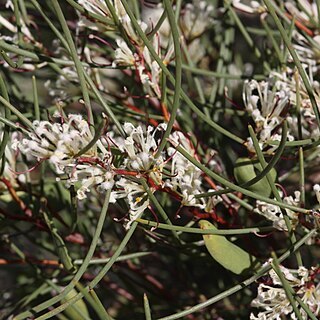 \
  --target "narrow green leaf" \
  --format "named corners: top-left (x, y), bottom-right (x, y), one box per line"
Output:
top-left (144, 293), bottom-right (152, 320)
top-left (41, 198), bottom-right (76, 274)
